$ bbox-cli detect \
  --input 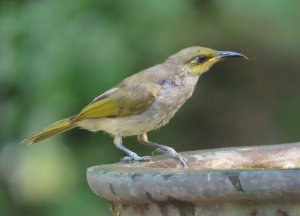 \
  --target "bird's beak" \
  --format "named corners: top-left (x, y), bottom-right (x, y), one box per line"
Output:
top-left (217, 51), bottom-right (248, 60)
